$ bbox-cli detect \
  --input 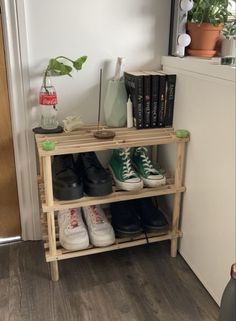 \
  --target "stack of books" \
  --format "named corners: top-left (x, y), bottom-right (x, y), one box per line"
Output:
top-left (124, 71), bottom-right (176, 129)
